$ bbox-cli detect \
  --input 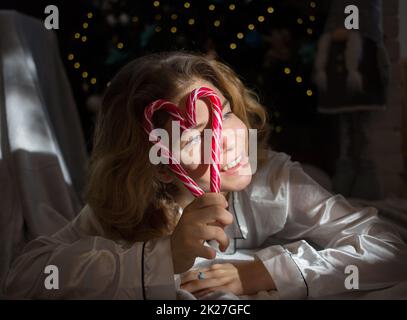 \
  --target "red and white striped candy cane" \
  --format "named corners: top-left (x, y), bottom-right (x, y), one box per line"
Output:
top-left (143, 87), bottom-right (223, 197)
top-left (186, 87), bottom-right (222, 193)
top-left (143, 99), bottom-right (203, 196)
